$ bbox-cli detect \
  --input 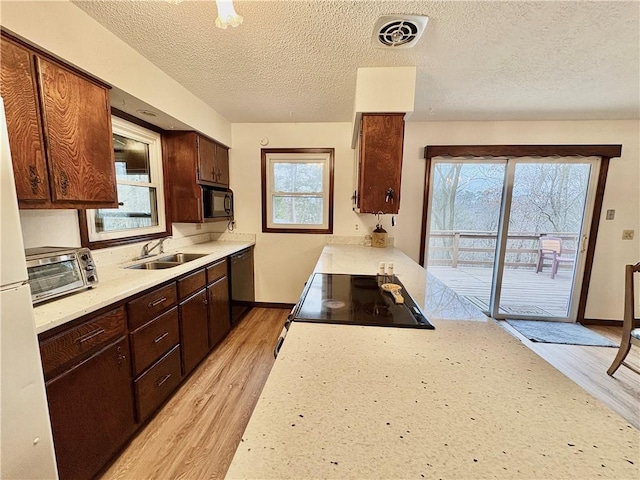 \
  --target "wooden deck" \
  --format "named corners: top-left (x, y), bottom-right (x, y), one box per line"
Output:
top-left (427, 265), bottom-right (573, 317)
